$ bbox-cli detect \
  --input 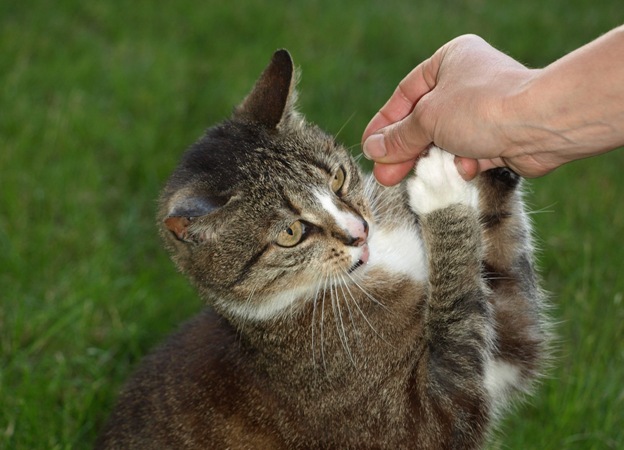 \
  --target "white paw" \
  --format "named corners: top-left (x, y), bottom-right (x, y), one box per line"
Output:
top-left (407, 147), bottom-right (479, 215)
